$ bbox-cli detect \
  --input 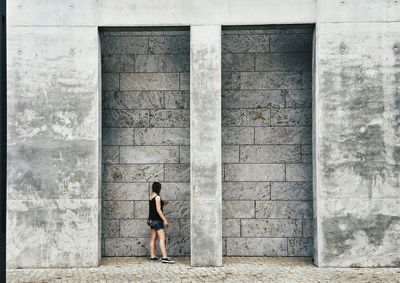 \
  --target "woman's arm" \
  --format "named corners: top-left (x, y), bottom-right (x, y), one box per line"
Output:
top-left (155, 196), bottom-right (169, 227)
